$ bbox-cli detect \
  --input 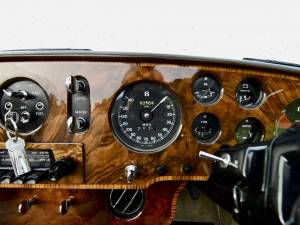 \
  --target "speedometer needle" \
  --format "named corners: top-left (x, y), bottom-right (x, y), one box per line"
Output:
top-left (151, 96), bottom-right (168, 112)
